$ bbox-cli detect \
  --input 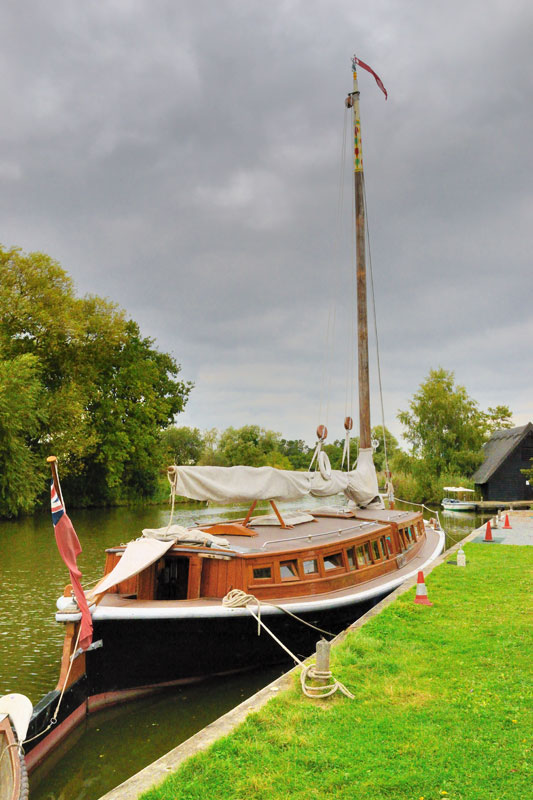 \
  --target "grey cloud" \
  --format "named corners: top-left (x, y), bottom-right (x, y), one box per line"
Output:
top-left (1, 0), bottom-right (531, 446)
